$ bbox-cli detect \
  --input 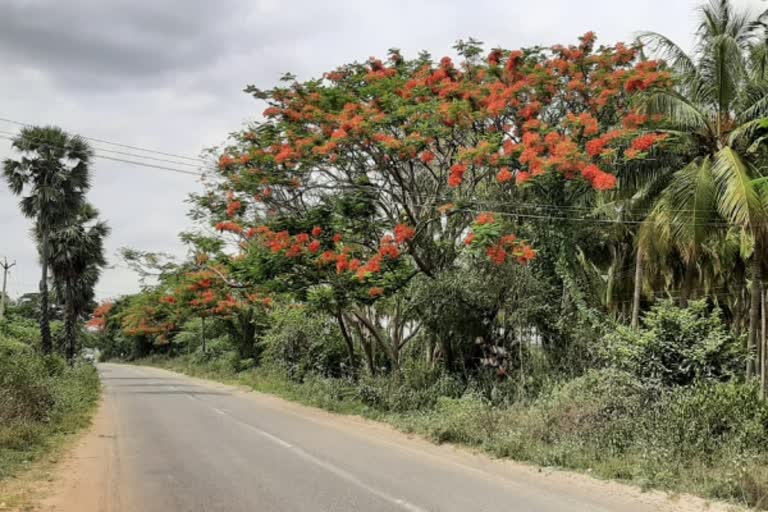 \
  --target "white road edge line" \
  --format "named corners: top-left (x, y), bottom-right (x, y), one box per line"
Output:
top-left (214, 407), bottom-right (426, 512)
